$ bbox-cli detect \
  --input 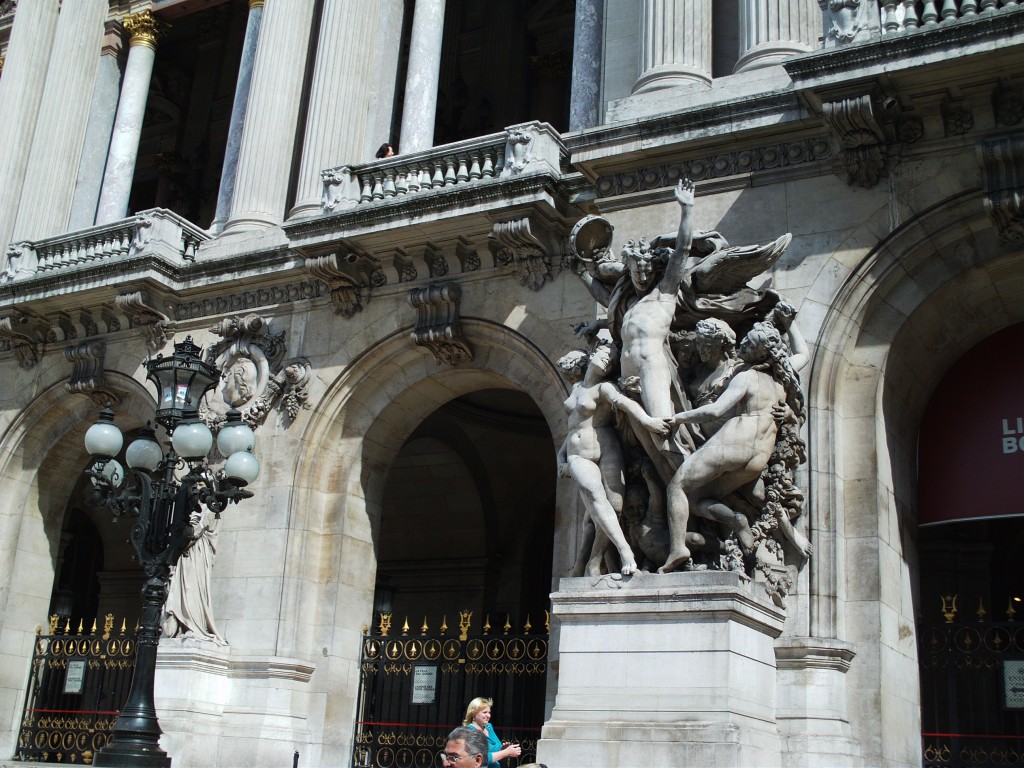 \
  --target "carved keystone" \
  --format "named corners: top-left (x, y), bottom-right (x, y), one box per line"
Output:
top-left (306, 250), bottom-right (384, 318)
top-left (65, 340), bottom-right (121, 406)
top-left (978, 134), bottom-right (1024, 245)
top-left (408, 283), bottom-right (473, 366)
